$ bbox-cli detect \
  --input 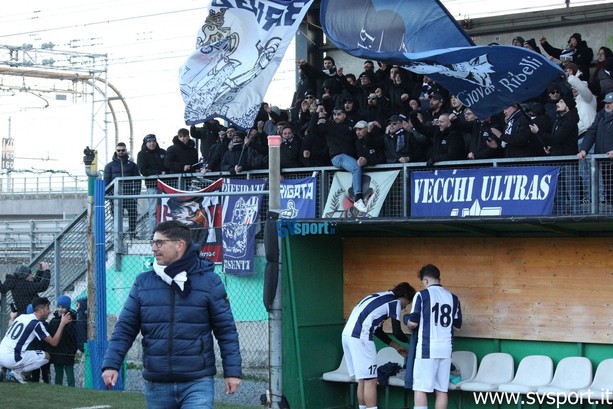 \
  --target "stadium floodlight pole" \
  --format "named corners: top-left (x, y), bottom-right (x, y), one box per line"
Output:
top-left (266, 134), bottom-right (283, 408)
